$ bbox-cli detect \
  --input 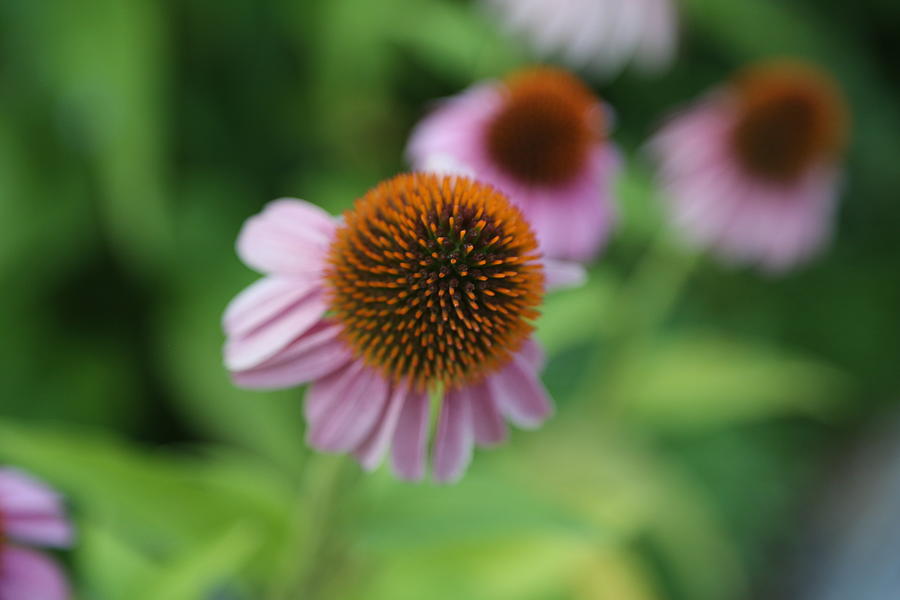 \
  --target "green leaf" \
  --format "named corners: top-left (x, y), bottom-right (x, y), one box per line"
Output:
top-left (136, 524), bottom-right (260, 600)
top-left (389, 0), bottom-right (527, 80)
top-left (620, 333), bottom-right (852, 429)
top-left (536, 274), bottom-right (617, 356)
